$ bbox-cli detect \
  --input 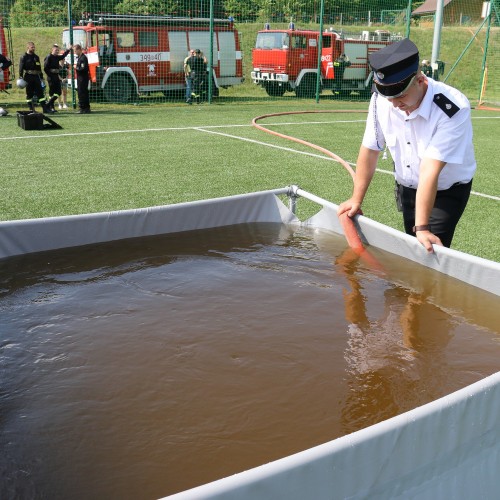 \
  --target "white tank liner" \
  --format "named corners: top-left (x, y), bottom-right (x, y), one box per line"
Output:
top-left (0, 188), bottom-right (294, 260)
top-left (1, 186), bottom-right (499, 499)
top-left (165, 372), bottom-right (500, 500)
